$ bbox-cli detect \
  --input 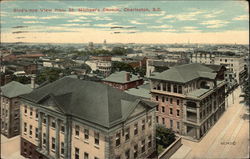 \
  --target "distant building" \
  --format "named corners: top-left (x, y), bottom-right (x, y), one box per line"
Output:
top-left (214, 54), bottom-right (246, 87)
top-left (190, 51), bottom-right (215, 64)
top-left (149, 63), bottom-right (226, 141)
top-left (0, 81), bottom-right (33, 138)
top-left (86, 55), bottom-right (112, 77)
top-left (20, 77), bottom-right (157, 159)
top-left (102, 71), bottom-right (143, 90)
